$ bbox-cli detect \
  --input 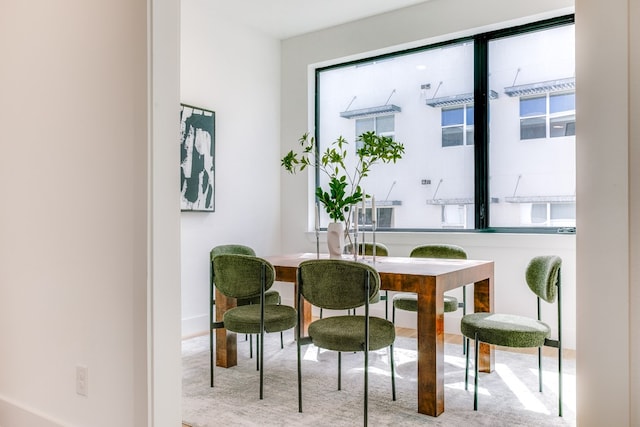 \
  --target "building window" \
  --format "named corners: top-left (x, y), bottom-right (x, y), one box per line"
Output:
top-left (442, 105), bottom-right (474, 147)
top-left (520, 92), bottom-right (575, 140)
top-left (358, 207), bottom-right (395, 228)
top-left (355, 115), bottom-right (395, 148)
top-left (531, 202), bottom-right (576, 226)
top-left (441, 204), bottom-right (467, 228)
